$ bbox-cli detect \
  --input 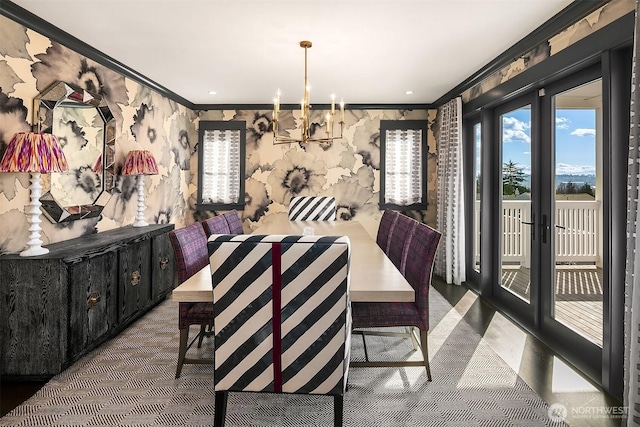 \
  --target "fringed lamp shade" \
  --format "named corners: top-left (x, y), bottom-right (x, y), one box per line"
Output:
top-left (121, 150), bottom-right (158, 227)
top-left (121, 150), bottom-right (159, 176)
top-left (0, 132), bottom-right (68, 173)
top-left (0, 132), bottom-right (68, 256)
